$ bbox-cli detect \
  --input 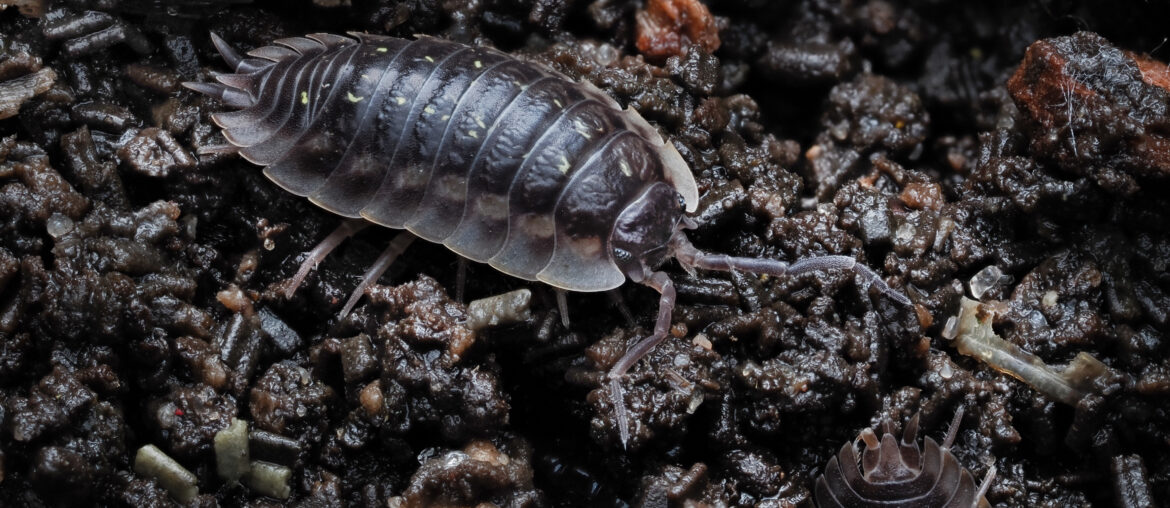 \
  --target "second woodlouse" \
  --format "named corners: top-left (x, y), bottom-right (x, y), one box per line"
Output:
top-left (186, 32), bottom-right (911, 446)
top-left (815, 409), bottom-right (996, 508)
